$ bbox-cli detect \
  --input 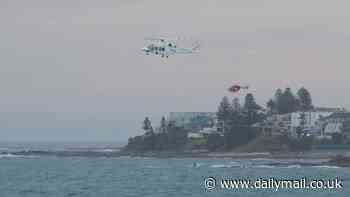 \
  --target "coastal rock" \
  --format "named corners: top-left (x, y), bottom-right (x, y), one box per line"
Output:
top-left (327, 155), bottom-right (350, 167)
